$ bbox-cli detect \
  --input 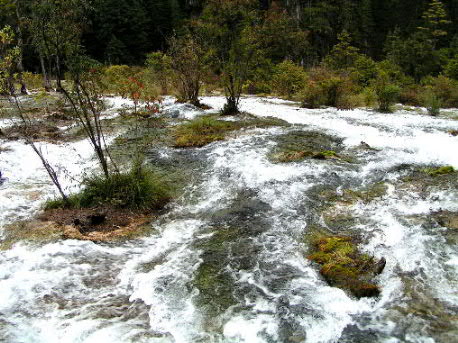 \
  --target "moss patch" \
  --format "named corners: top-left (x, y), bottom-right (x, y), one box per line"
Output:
top-left (269, 131), bottom-right (347, 163)
top-left (193, 227), bottom-right (239, 315)
top-left (174, 114), bottom-right (288, 148)
top-left (307, 233), bottom-right (383, 298)
top-left (1, 220), bottom-right (64, 250)
top-left (321, 182), bottom-right (388, 205)
top-left (1, 208), bottom-right (156, 249)
top-left (422, 166), bottom-right (455, 176)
